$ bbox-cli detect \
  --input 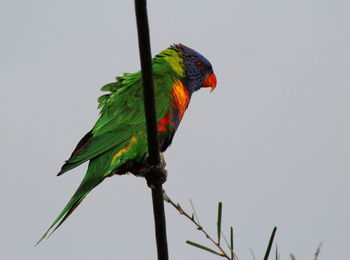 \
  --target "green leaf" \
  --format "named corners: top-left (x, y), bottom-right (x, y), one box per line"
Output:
top-left (217, 202), bottom-right (223, 245)
top-left (221, 231), bottom-right (235, 259)
top-left (290, 254), bottom-right (296, 260)
top-left (230, 227), bottom-right (234, 259)
top-left (314, 243), bottom-right (322, 260)
top-left (263, 226), bottom-right (277, 260)
top-left (186, 240), bottom-right (223, 256)
top-left (249, 249), bottom-right (257, 260)
top-left (189, 199), bottom-right (201, 225)
top-left (163, 193), bottom-right (170, 202)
